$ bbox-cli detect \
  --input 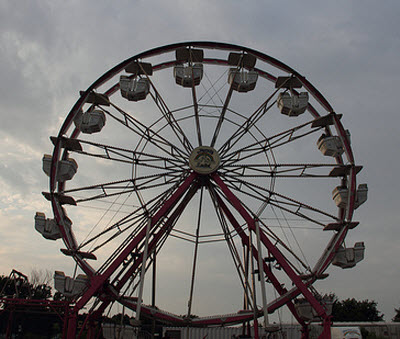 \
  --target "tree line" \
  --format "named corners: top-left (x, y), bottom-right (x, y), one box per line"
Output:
top-left (1, 272), bottom-right (400, 322)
